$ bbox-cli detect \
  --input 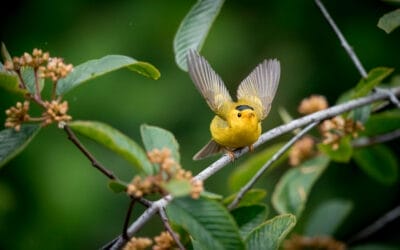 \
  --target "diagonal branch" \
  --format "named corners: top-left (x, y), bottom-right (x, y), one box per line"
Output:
top-left (107, 87), bottom-right (400, 249)
top-left (227, 121), bottom-right (319, 210)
